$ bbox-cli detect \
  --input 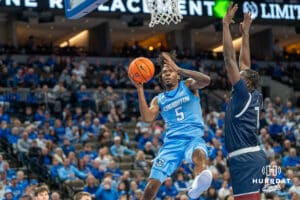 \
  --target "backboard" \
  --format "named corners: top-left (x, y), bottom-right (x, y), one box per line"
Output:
top-left (64, 0), bottom-right (109, 19)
